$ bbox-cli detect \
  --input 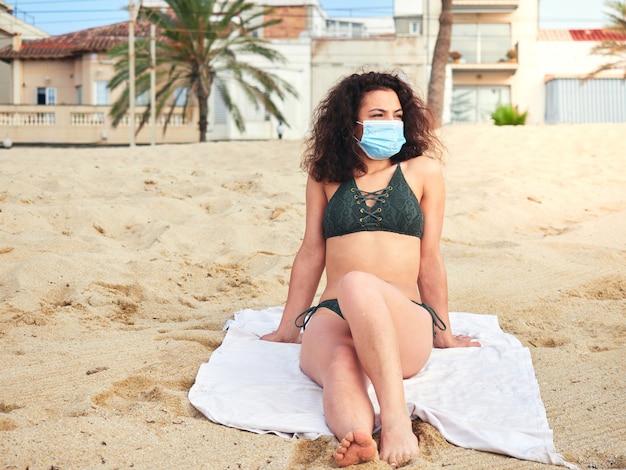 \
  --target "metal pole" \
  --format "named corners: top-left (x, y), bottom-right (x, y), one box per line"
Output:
top-left (150, 24), bottom-right (156, 146)
top-left (128, 0), bottom-right (136, 147)
top-left (425, 0), bottom-right (431, 86)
